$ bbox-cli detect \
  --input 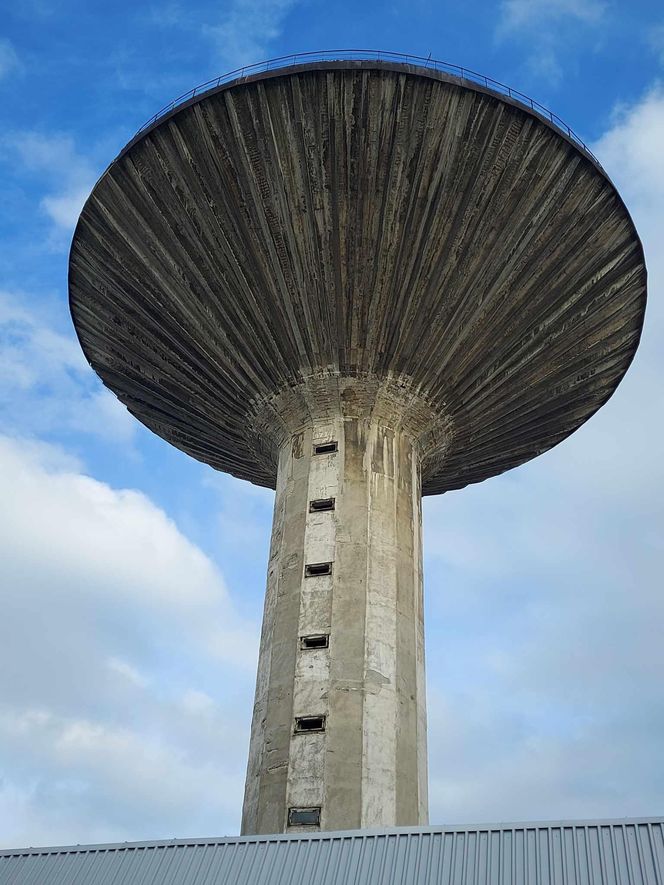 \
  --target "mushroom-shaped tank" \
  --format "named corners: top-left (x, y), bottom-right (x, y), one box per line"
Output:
top-left (69, 57), bottom-right (646, 835)
top-left (69, 58), bottom-right (646, 494)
